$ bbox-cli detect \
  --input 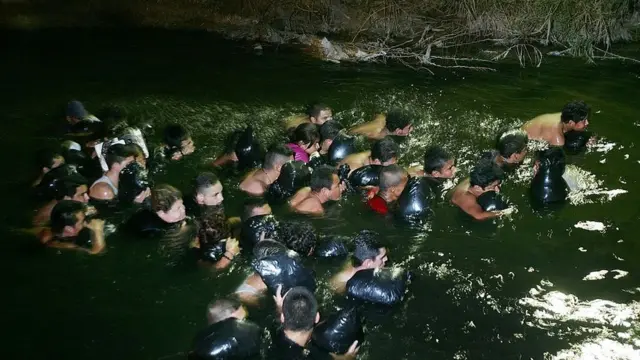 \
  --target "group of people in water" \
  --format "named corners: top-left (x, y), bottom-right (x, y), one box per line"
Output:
top-left (30, 98), bottom-right (594, 359)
